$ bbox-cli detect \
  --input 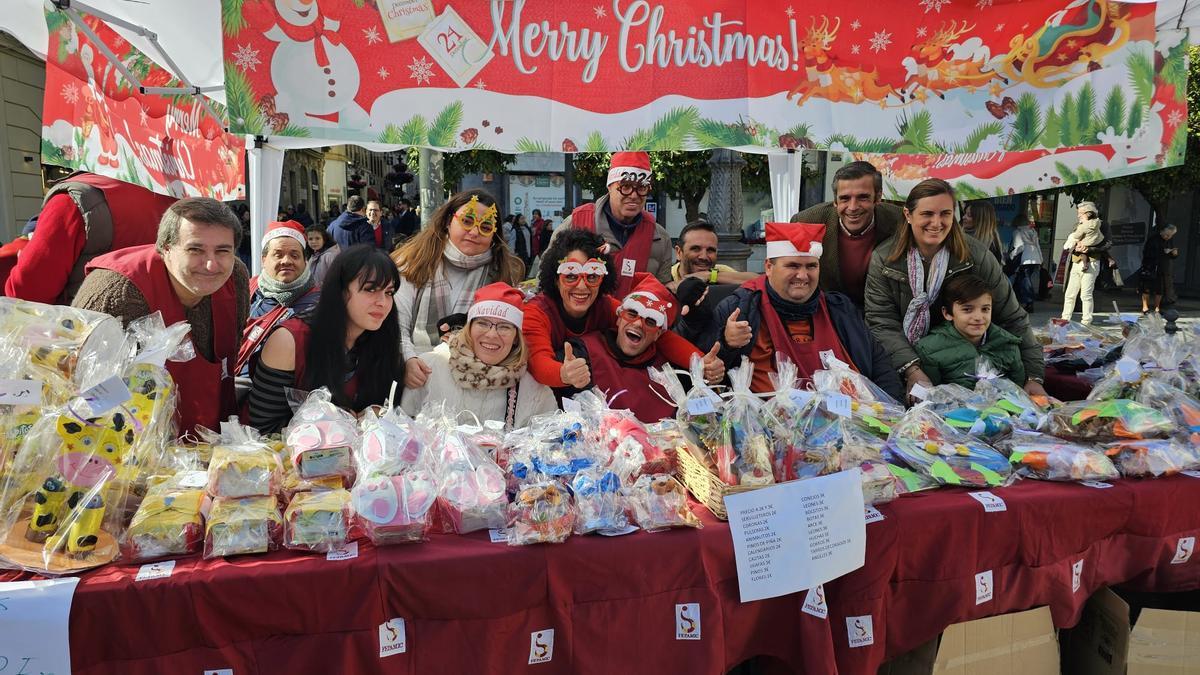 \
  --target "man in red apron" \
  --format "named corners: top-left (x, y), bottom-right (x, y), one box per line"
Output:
top-left (564, 277), bottom-right (723, 423)
top-left (73, 198), bottom-right (249, 436)
top-left (557, 151), bottom-right (673, 296)
top-left (696, 222), bottom-right (903, 400)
